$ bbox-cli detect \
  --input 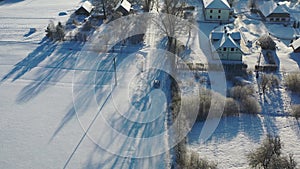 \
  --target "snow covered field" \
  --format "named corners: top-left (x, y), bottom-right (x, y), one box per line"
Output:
top-left (1, 0), bottom-right (300, 169)
top-left (0, 0), bottom-right (171, 168)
